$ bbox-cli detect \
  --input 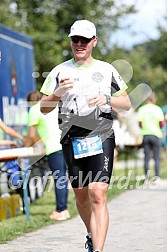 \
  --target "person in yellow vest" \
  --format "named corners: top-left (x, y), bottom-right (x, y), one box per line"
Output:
top-left (138, 92), bottom-right (164, 179)
top-left (27, 91), bottom-right (70, 220)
